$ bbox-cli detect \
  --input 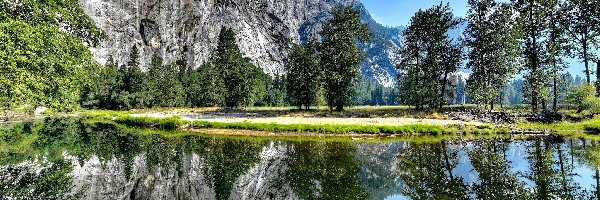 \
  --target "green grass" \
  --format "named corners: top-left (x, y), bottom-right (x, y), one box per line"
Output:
top-left (110, 115), bottom-right (510, 137)
top-left (517, 116), bottom-right (600, 135)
